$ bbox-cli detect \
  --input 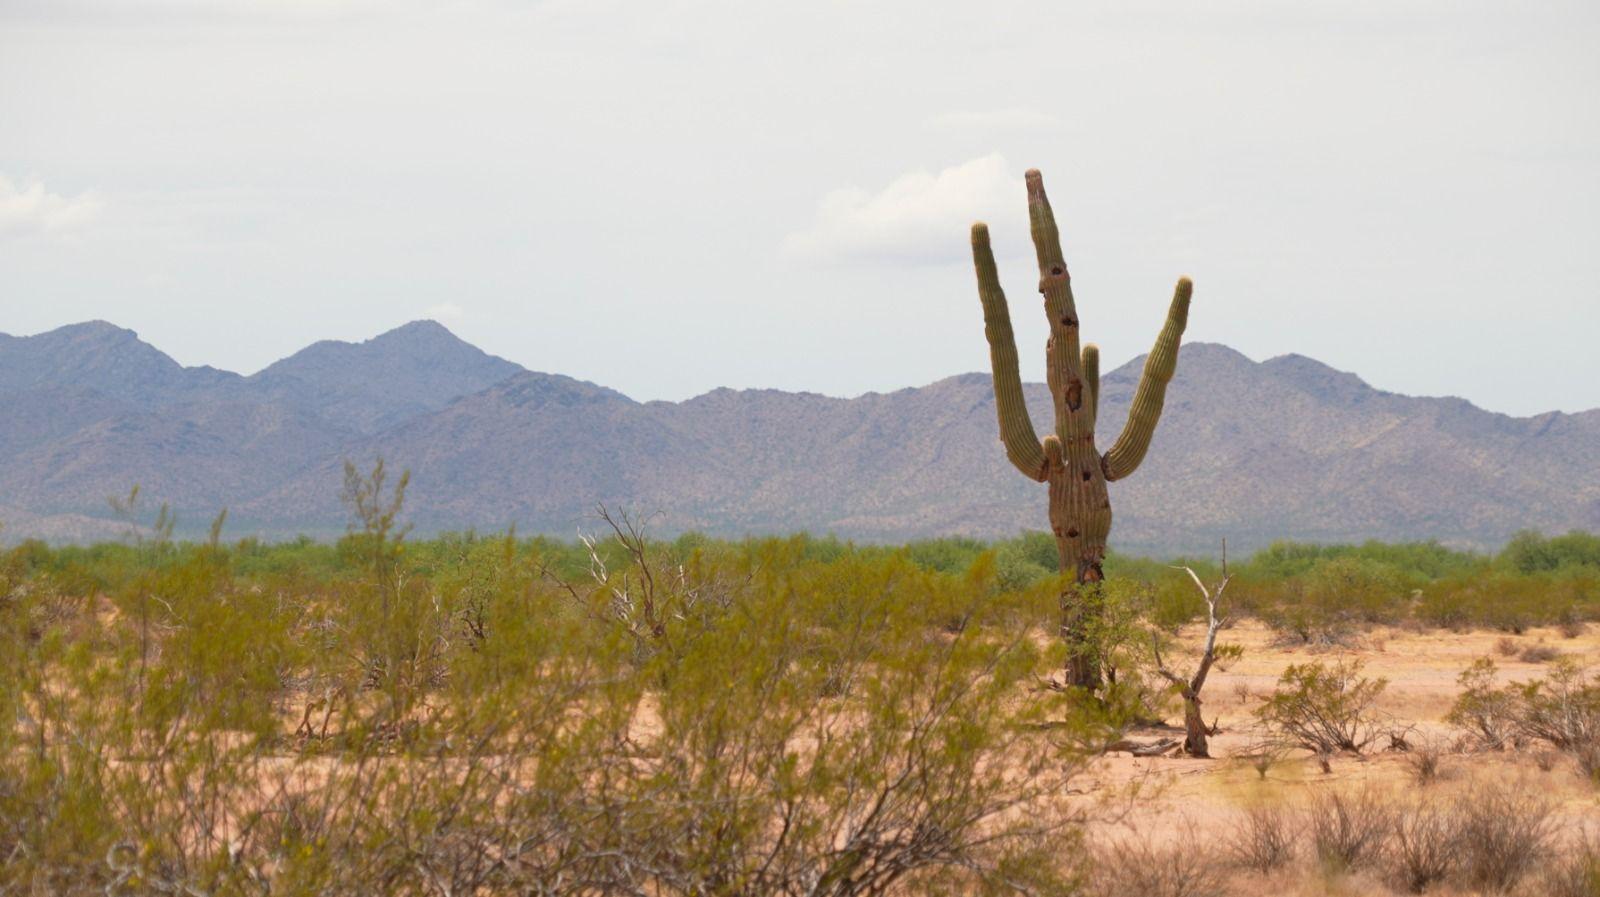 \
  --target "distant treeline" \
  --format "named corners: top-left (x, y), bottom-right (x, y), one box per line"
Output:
top-left (6, 525), bottom-right (1598, 638)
